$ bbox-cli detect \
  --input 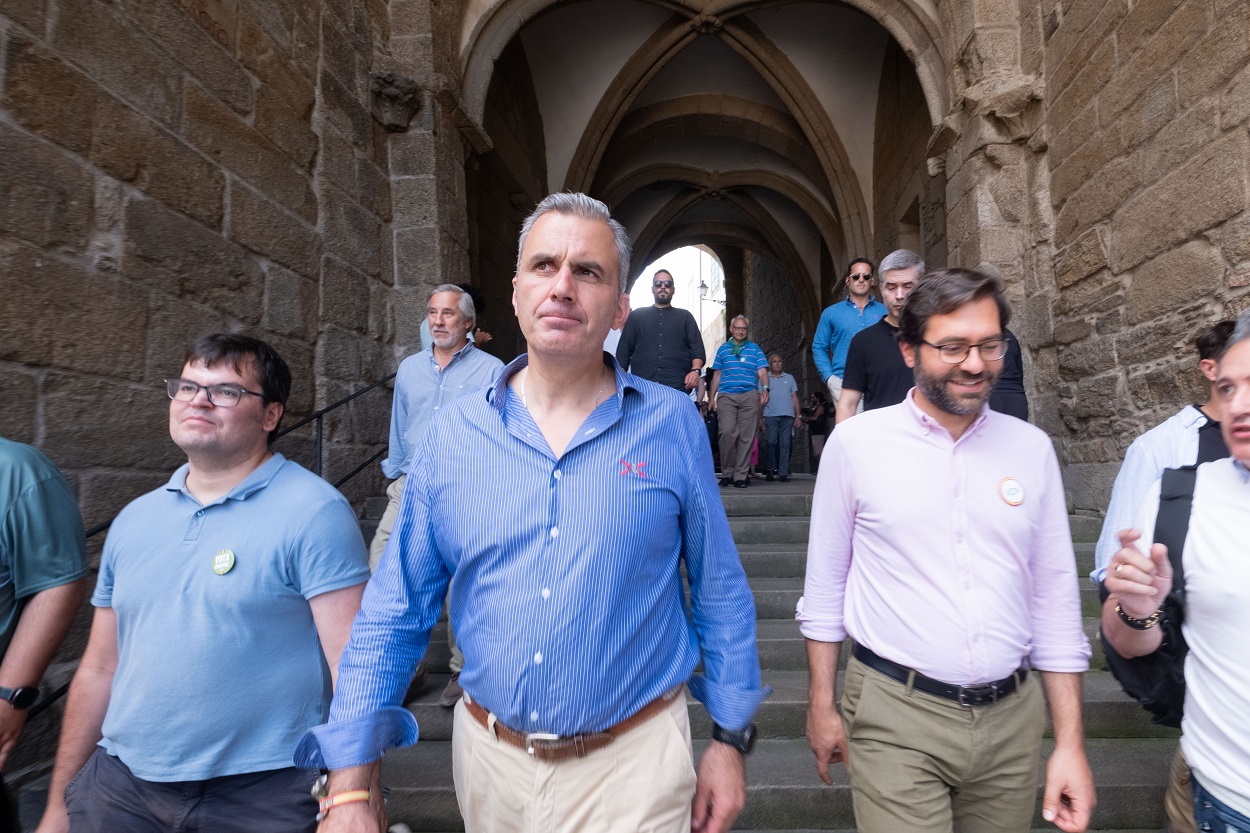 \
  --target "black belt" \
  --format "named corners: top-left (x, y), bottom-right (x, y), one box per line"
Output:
top-left (852, 643), bottom-right (1027, 707)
